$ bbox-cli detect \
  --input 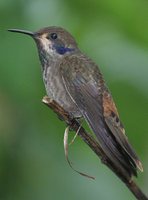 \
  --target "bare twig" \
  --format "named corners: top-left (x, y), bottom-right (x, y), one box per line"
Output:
top-left (42, 96), bottom-right (148, 200)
